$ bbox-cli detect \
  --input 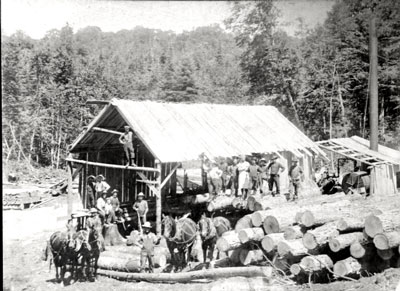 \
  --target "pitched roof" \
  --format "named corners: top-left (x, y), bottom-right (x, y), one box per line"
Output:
top-left (70, 99), bottom-right (325, 162)
top-left (317, 136), bottom-right (400, 166)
